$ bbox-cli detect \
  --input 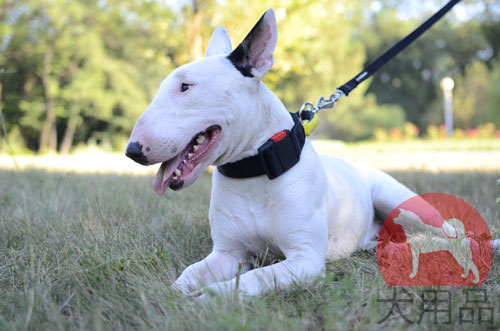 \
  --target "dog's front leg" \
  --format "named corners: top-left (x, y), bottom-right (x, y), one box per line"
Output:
top-left (201, 250), bottom-right (325, 299)
top-left (201, 212), bottom-right (329, 298)
top-left (172, 250), bottom-right (246, 295)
